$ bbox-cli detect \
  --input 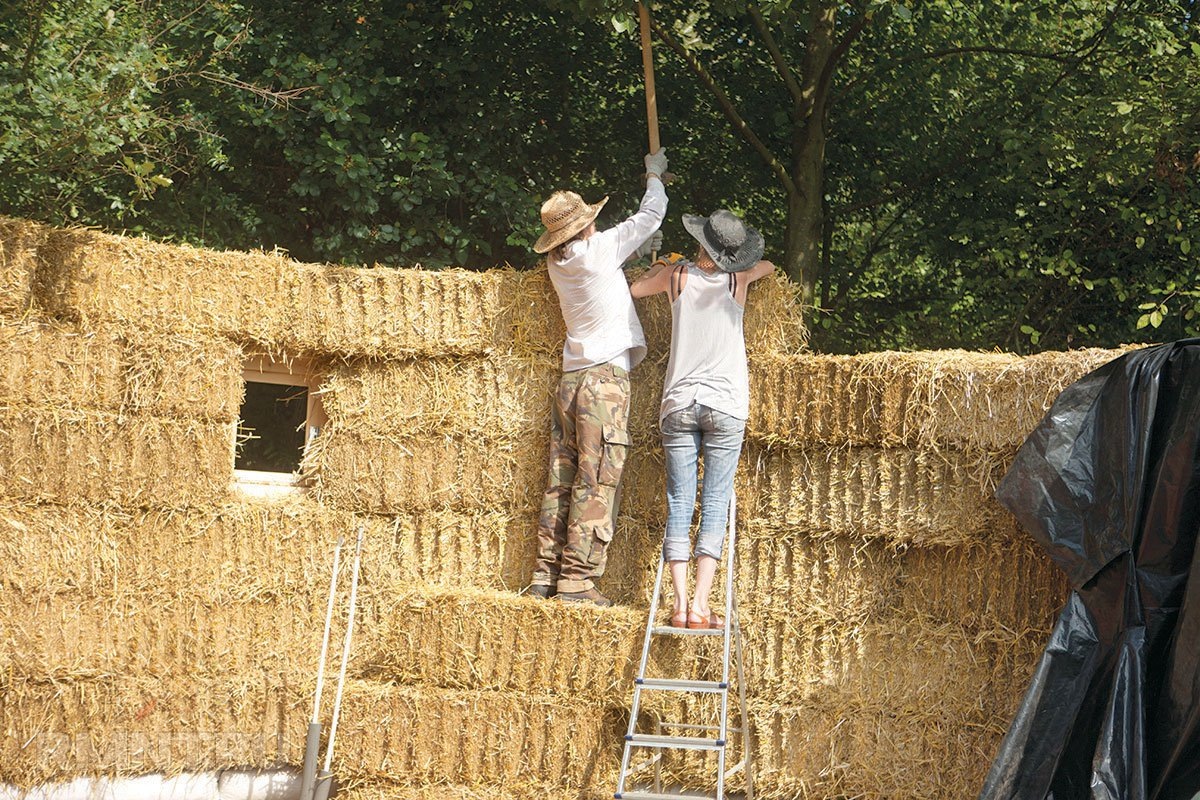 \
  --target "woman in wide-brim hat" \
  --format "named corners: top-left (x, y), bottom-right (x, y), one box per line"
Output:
top-left (524, 149), bottom-right (670, 608)
top-left (631, 208), bottom-right (775, 629)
